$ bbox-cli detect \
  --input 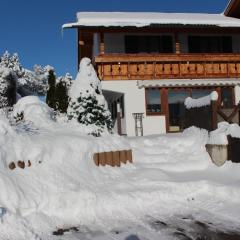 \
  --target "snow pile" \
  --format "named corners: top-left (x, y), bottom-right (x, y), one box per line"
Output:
top-left (209, 122), bottom-right (240, 145)
top-left (131, 127), bottom-right (211, 172)
top-left (12, 96), bottom-right (54, 127)
top-left (185, 91), bottom-right (218, 109)
top-left (0, 112), bottom-right (240, 239)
